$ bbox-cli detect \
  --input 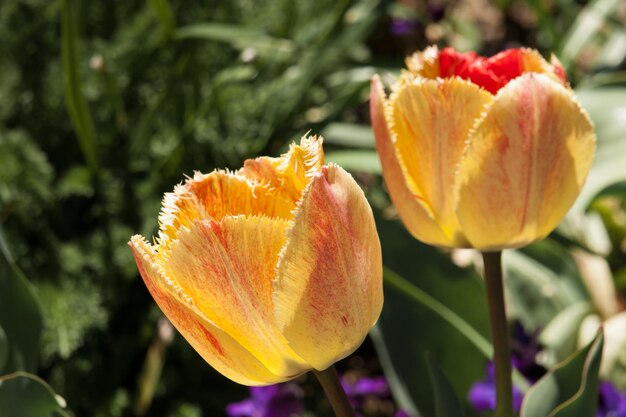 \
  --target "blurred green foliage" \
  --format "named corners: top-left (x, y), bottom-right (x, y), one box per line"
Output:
top-left (1, 0), bottom-right (626, 416)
